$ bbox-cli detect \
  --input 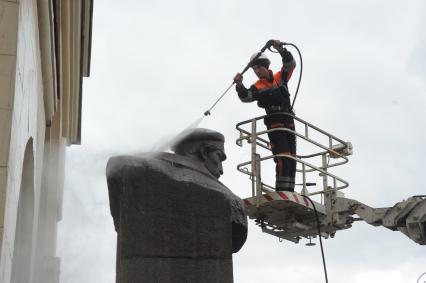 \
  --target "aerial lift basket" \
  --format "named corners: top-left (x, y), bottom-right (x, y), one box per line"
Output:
top-left (236, 112), bottom-right (353, 243)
